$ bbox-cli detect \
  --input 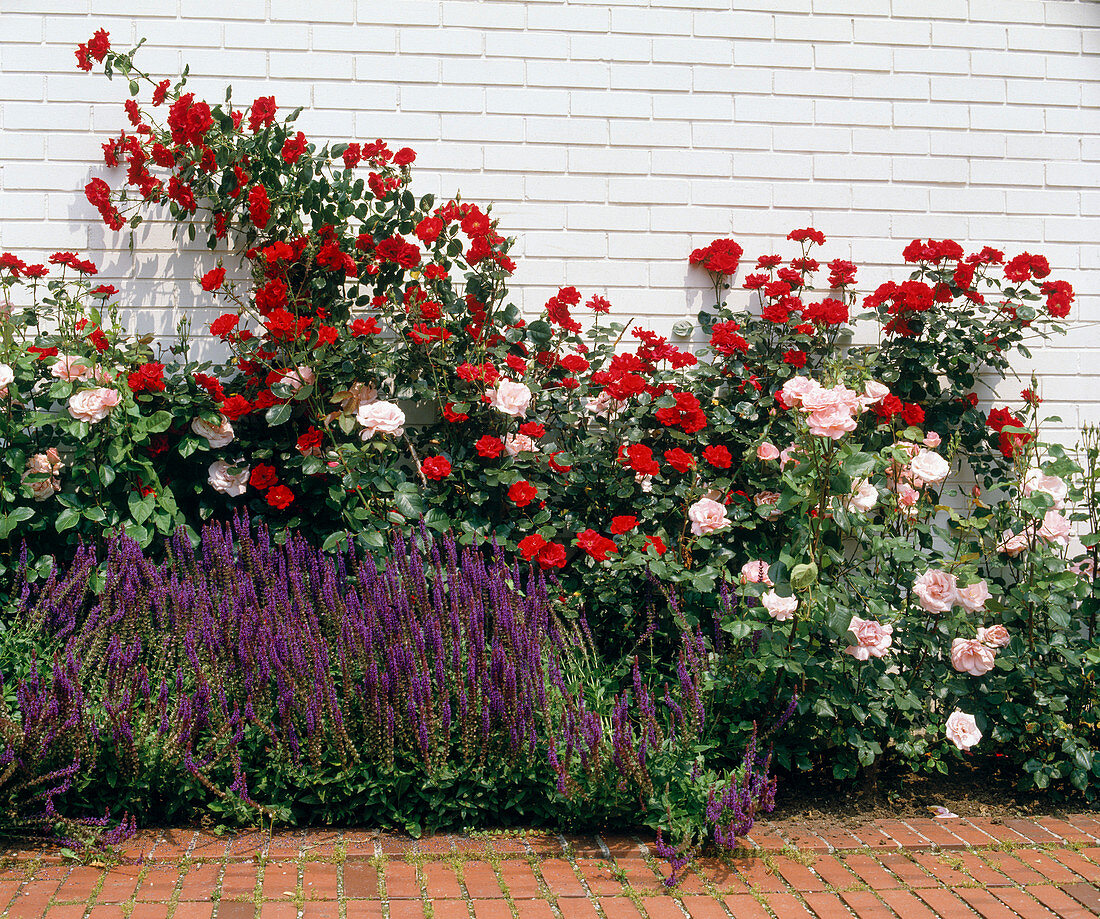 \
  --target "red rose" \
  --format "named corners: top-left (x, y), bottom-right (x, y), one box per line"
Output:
top-left (415, 216), bottom-right (444, 245)
top-left (442, 403), bottom-right (469, 423)
top-left (508, 480), bottom-right (538, 507)
top-left (610, 516), bottom-right (638, 535)
top-left (221, 394), bottom-right (252, 420)
top-left (625, 444), bottom-right (660, 477)
top-left (350, 318), bottom-right (381, 336)
top-left (519, 423), bottom-right (545, 439)
top-left (201, 267), bottom-right (226, 291)
top-left (901, 403), bottom-right (925, 426)
top-left (663, 448), bottom-right (695, 473)
top-left (248, 184), bottom-right (271, 229)
top-left (315, 325), bottom-right (339, 348)
top-left (248, 96), bottom-right (277, 133)
top-left (297, 428), bottom-right (324, 455)
top-left (783, 349), bottom-right (807, 368)
top-left (875, 394), bottom-right (903, 421)
top-left (476, 436), bottom-right (504, 459)
top-left (518, 533), bottom-right (547, 561)
top-left (127, 362), bottom-right (166, 393)
top-left (266, 485), bottom-right (294, 510)
top-left (393, 147), bottom-right (416, 167)
top-left (87, 328), bottom-right (110, 352)
top-left (787, 227), bottom-right (826, 246)
top-left (281, 131), bottom-right (308, 164)
top-left (152, 79), bottom-right (170, 106)
top-left (575, 529), bottom-right (618, 562)
top-left (703, 445), bottom-right (732, 469)
top-left (210, 313), bottom-right (239, 338)
top-left (421, 456), bottom-right (451, 481)
top-left (644, 535), bottom-right (667, 555)
top-left (537, 542), bottom-right (567, 569)
top-left (250, 464), bottom-right (278, 490)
